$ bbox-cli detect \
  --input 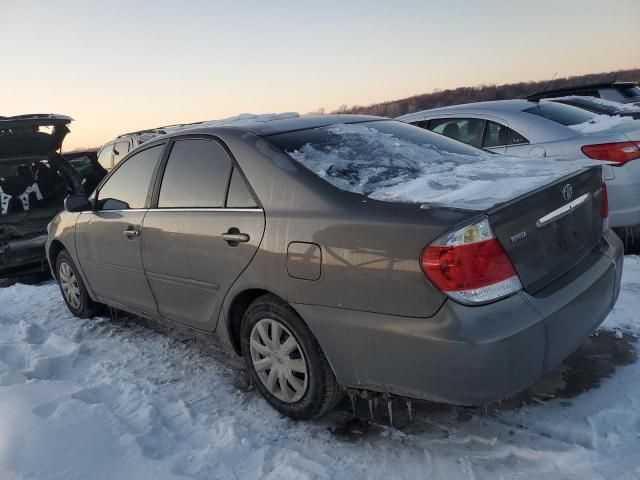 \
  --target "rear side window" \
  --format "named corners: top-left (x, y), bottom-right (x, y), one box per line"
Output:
top-left (112, 141), bottom-right (130, 167)
top-left (483, 121), bottom-right (529, 148)
top-left (98, 144), bottom-right (164, 210)
top-left (158, 139), bottom-right (232, 208)
top-left (429, 118), bottom-right (484, 148)
top-left (97, 144), bottom-right (114, 170)
top-left (226, 168), bottom-right (257, 208)
top-left (523, 102), bottom-right (595, 126)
